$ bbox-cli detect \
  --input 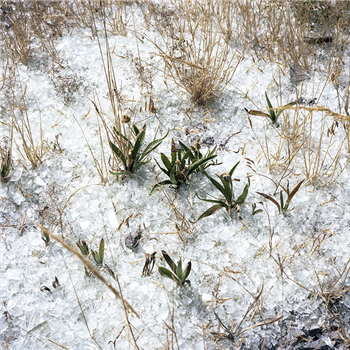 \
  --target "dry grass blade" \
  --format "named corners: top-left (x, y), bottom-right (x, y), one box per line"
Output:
top-left (33, 223), bottom-right (139, 318)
